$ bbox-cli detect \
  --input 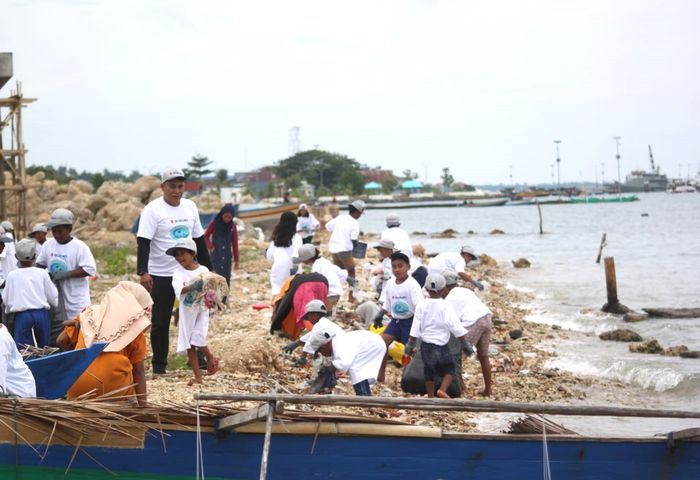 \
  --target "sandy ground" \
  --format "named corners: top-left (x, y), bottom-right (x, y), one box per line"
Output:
top-left (89, 234), bottom-right (625, 433)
